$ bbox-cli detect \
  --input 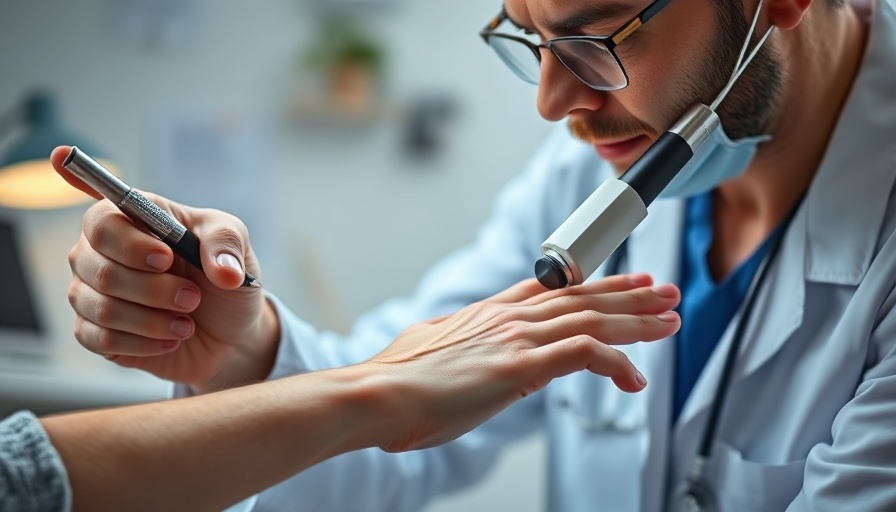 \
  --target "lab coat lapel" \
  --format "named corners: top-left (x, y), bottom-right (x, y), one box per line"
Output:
top-left (674, 206), bottom-right (808, 429)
